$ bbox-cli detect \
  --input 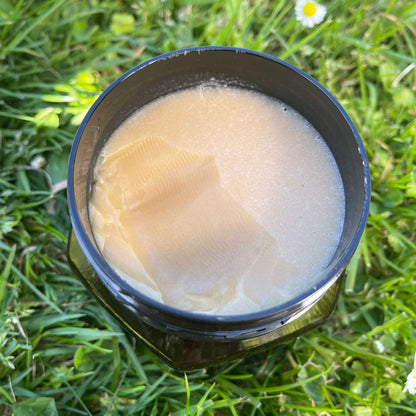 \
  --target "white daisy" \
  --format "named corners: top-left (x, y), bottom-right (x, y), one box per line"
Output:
top-left (295, 0), bottom-right (327, 28)
top-left (30, 155), bottom-right (46, 169)
top-left (404, 353), bottom-right (416, 394)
